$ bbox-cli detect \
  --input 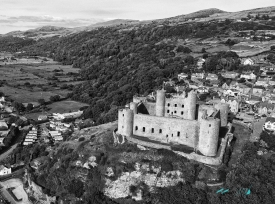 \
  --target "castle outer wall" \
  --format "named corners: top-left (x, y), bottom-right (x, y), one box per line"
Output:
top-left (117, 90), bottom-right (228, 157)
